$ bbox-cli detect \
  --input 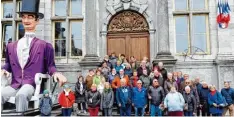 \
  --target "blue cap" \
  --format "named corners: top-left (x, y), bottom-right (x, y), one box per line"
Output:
top-left (43, 89), bottom-right (49, 95)
top-left (63, 84), bottom-right (70, 89)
